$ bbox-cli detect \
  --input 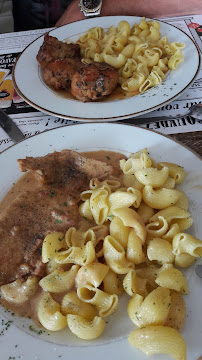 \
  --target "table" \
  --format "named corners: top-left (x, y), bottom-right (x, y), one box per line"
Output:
top-left (170, 131), bottom-right (202, 157)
